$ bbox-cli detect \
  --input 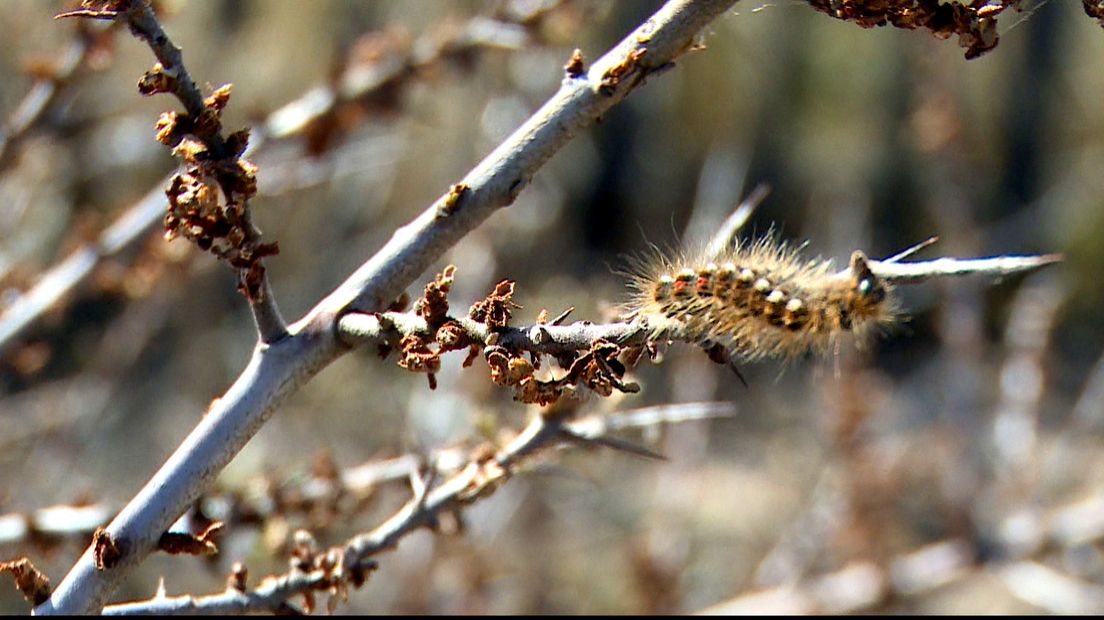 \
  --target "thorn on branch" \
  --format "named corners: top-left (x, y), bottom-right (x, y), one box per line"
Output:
top-left (564, 48), bottom-right (586, 77)
top-left (600, 47), bottom-right (648, 95)
top-left (548, 306), bottom-right (575, 325)
top-left (558, 426), bottom-right (669, 461)
top-left (226, 561), bottom-right (248, 592)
